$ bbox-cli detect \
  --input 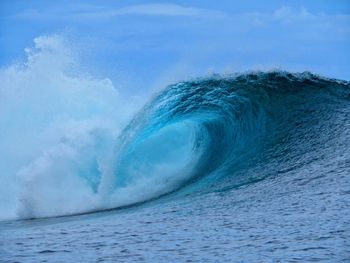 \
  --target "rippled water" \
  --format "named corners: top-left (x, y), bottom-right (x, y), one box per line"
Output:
top-left (1, 167), bottom-right (349, 262)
